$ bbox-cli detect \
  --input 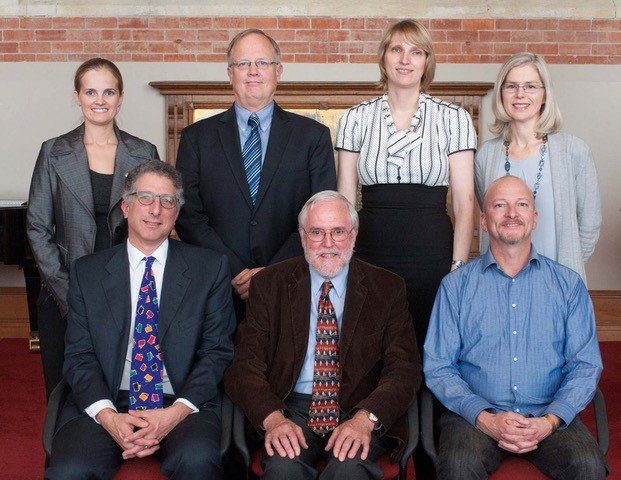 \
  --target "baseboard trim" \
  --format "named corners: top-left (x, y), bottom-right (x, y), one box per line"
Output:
top-left (1, 287), bottom-right (620, 340)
